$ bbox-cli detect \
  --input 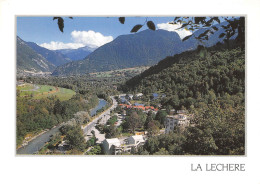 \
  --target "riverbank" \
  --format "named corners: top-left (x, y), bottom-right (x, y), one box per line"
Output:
top-left (82, 97), bottom-right (115, 129)
top-left (16, 124), bottom-right (65, 155)
top-left (16, 98), bottom-right (108, 154)
top-left (17, 129), bottom-right (47, 150)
